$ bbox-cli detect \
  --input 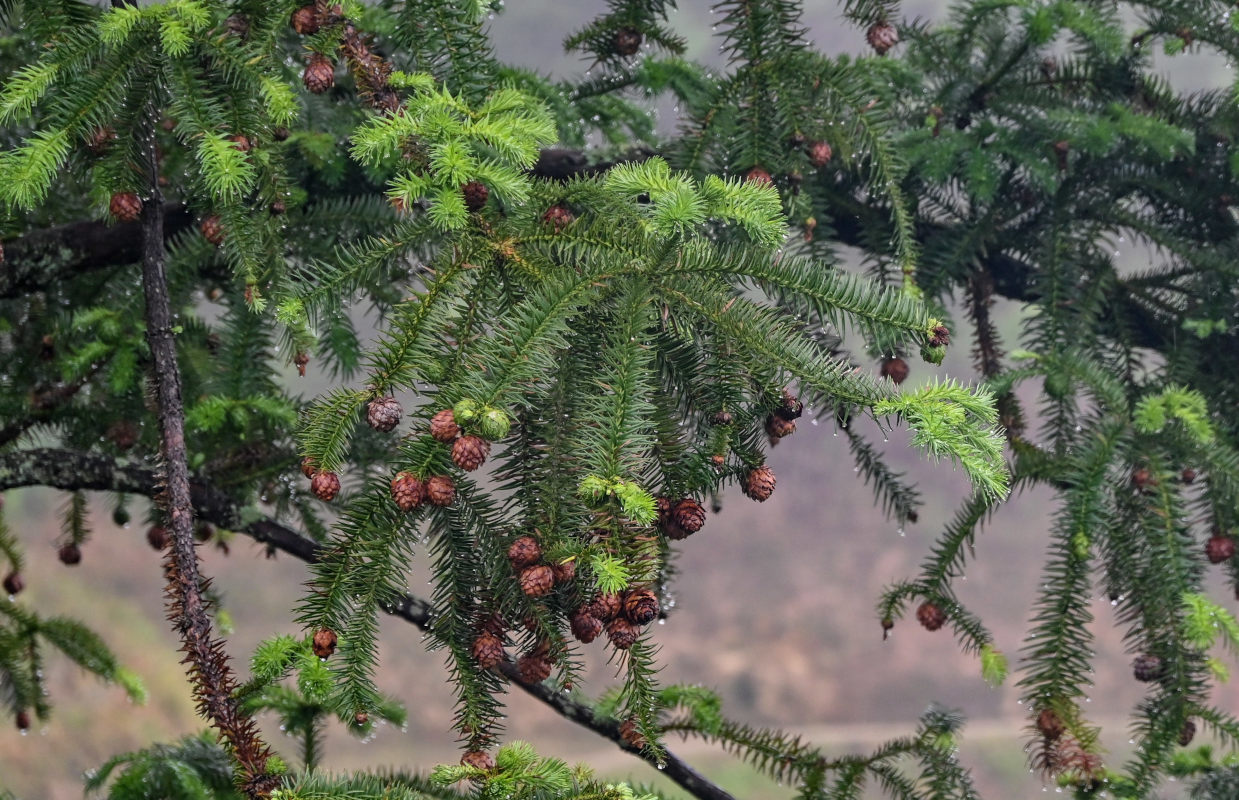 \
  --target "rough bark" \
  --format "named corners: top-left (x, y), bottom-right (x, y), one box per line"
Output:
top-left (134, 115), bottom-right (277, 797)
